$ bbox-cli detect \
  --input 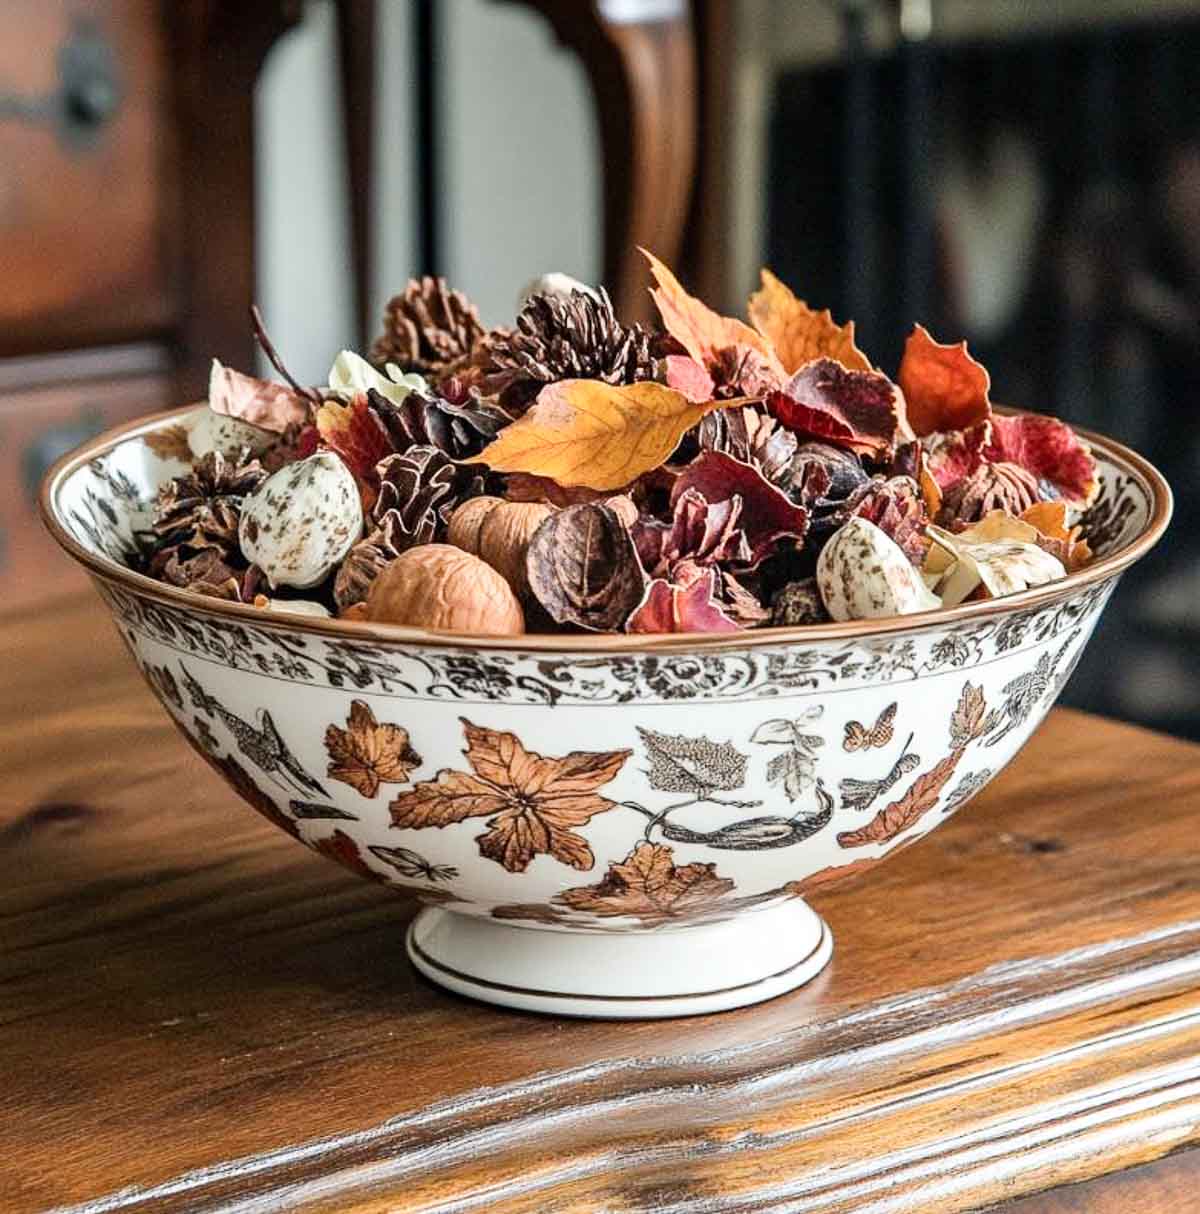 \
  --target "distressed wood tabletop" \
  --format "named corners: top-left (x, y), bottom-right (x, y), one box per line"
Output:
top-left (3, 593), bottom-right (1200, 1213)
